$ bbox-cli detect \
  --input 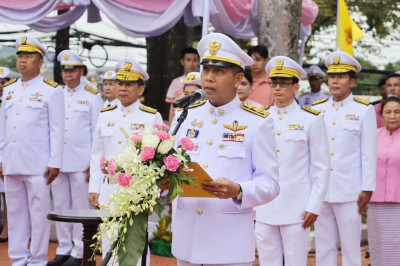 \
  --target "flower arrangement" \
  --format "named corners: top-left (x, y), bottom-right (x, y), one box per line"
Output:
top-left (91, 123), bottom-right (196, 265)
